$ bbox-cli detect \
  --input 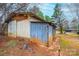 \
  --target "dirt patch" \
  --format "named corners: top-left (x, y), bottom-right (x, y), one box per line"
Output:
top-left (0, 35), bottom-right (60, 56)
